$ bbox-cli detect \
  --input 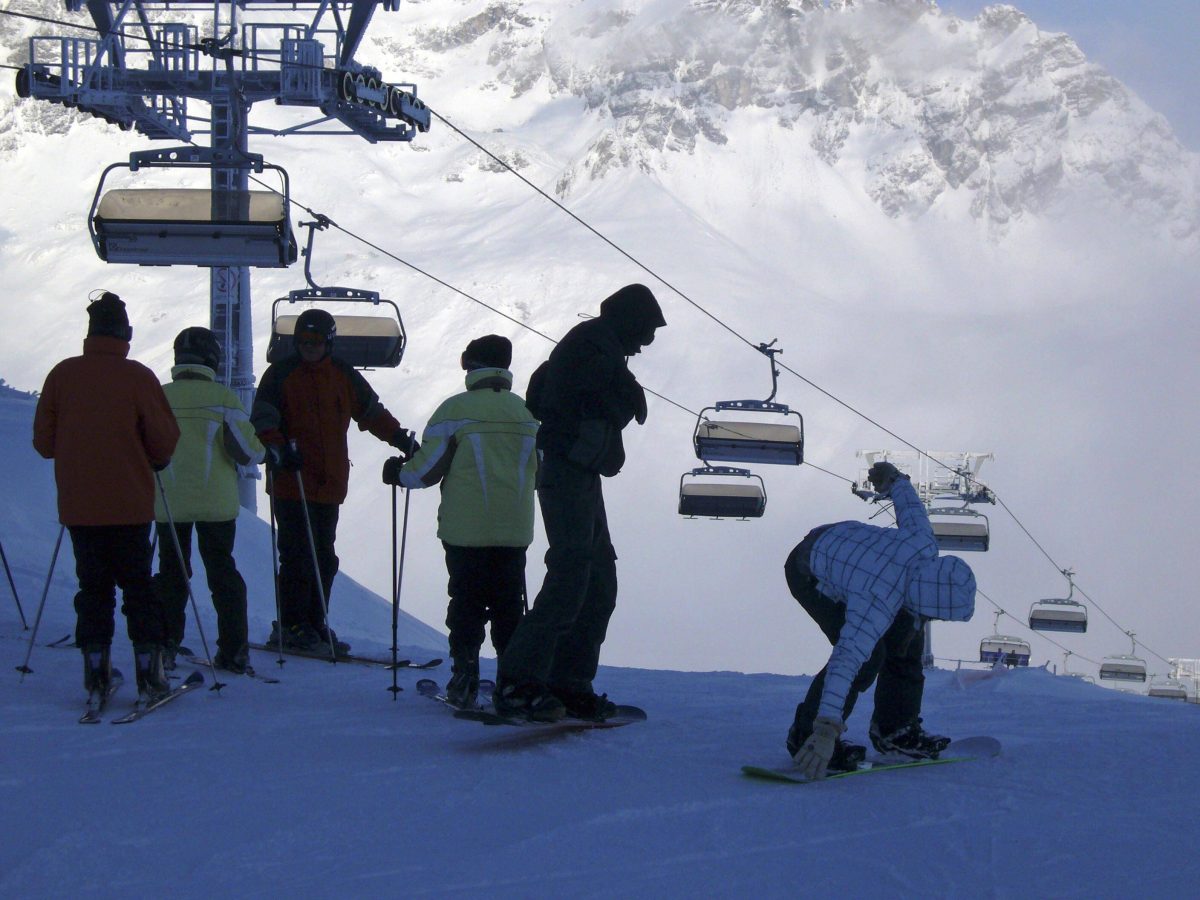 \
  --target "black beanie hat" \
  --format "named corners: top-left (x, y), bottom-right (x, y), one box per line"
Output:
top-left (461, 334), bottom-right (512, 371)
top-left (87, 291), bottom-right (132, 341)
